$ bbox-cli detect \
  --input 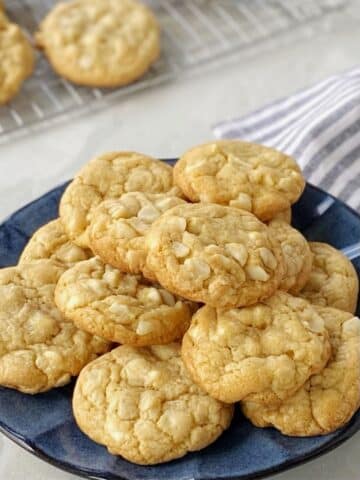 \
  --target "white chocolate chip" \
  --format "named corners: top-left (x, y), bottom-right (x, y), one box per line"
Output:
top-left (87, 278), bottom-right (107, 295)
top-left (108, 203), bottom-right (128, 219)
top-left (143, 287), bottom-right (162, 304)
top-left (103, 269), bottom-right (121, 287)
top-left (172, 242), bottom-right (190, 258)
top-left (259, 248), bottom-right (277, 270)
top-left (136, 320), bottom-right (154, 335)
top-left (129, 218), bottom-right (149, 235)
top-left (159, 290), bottom-right (176, 306)
top-left (137, 205), bottom-right (160, 223)
top-left (225, 243), bottom-right (248, 266)
top-left (168, 216), bottom-right (187, 232)
top-left (246, 265), bottom-right (270, 282)
top-left (183, 258), bottom-right (211, 280)
top-left (303, 311), bottom-right (325, 333)
top-left (229, 193), bottom-right (252, 211)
